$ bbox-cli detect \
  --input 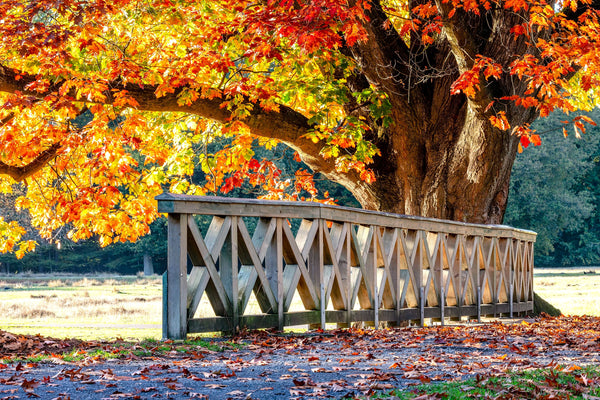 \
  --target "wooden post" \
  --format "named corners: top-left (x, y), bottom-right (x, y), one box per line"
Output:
top-left (477, 286), bottom-right (482, 323)
top-left (509, 282), bottom-right (514, 318)
top-left (508, 268), bottom-right (515, 319)
top-left (372, 229), bottom-right (379, 328)
top-left (420, 286), bottom-right (425, 327)
top-left (318, 220), bottom-right (326, 330)
top-left (440, 285), bottom-right (445, 326)
top-left (276, 219), bottom-right (284, 331)
top-left (220, 216), bottom-right (239, 334)
top-left (306, 220), bottom-right (324, 330)
top-left (166, 213), bottom-right (188, 340)
top-left (162, 271), bottom-right (168, 339)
